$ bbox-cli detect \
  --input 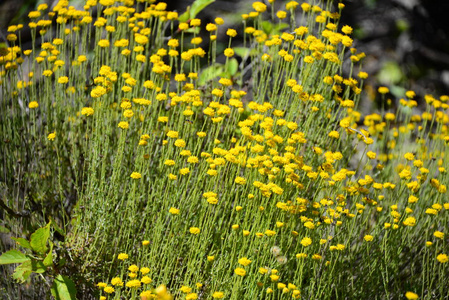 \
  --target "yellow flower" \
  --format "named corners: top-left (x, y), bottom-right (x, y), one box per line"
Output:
top-left (342, 25), bottom-right (353, 35)
top-left (174, 139), bottom-right (186, 148)
top-left (142, 240), bottom-right (150, 246)
top-left (118, 121), bottom-right (129, 129)
top-left (234, 177), bottom-right (246, 185)
top-left (286, 1), bottom-right (299, 10)
top-left (81, 107), bottom-right (94, 116)
top-left (366, 151), bottom-right (377, 159)
top-left (28, 11), bottom-right (41, 18)
top-left (226, 29), bottom-right (237, 37)
top-left (104, 286), bottom-right (115, 294)
top-left (206, 23), bottom-right (217, 31)
top-left (179, 168), bottom-right (190, 175)
top-left (135, 34), bottom-right (149, 45)
top-left (328, 131), bottom-right (340, 139)
top-left (277, 10), bottom-right (287, 19)
top-left (28, 101), bottom-right (39, 109)
top-left (47, 132), bottom-right (56, 141)
top-left (130, 172), bottom-right (141, 179)
top-left (42, 70), bottom-right (53, 77)
top-left (169, 207), bottom-right (180, 215)
top-left (238, 257), bottom-right (252, 266)
top-left (252, 2), bottom-right (267, 12)
top-left (378, 86), bottom-right (389, 94)
top-left (300, 237), bottom-right (312, 247)
top-left (405, 292), bottom-right (419, 300)
top-left (404, 152), bottom-right (415, 161)
top-left (57, 76), bottom-right (69, 84)
top-left (141, 276), bottom-right (152, 284)
top-left (215, 17), bottom-right (224, 25)
top-left (433, 231), bottom-right (444, 239)
top-left (180, 286), bottom-right (192, 293)
top-left (437, 253), bottom-right (448, 263)
top-left (190, 18), bottom-right (201, 27)
top-left (189, 227), bottom-right (200, 234)
top-left (98, 39), bottom-right (110, 47)
top-left (212, 291), bottom-right (224, 299)
top-left (234, 267), bottom-right (246, 276)
top-left (186, 293), bottom-right (198, 300)
top-left (117, 253), bottom-right (128, 260)
top-left (224, 48), bottom-right (234, 57)
top-left (364, 235), bottom-right (374, 242)
top-left (111, 277), bottom-right (123, 286)
top-left (126, 279), bottom-right (141, 288)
